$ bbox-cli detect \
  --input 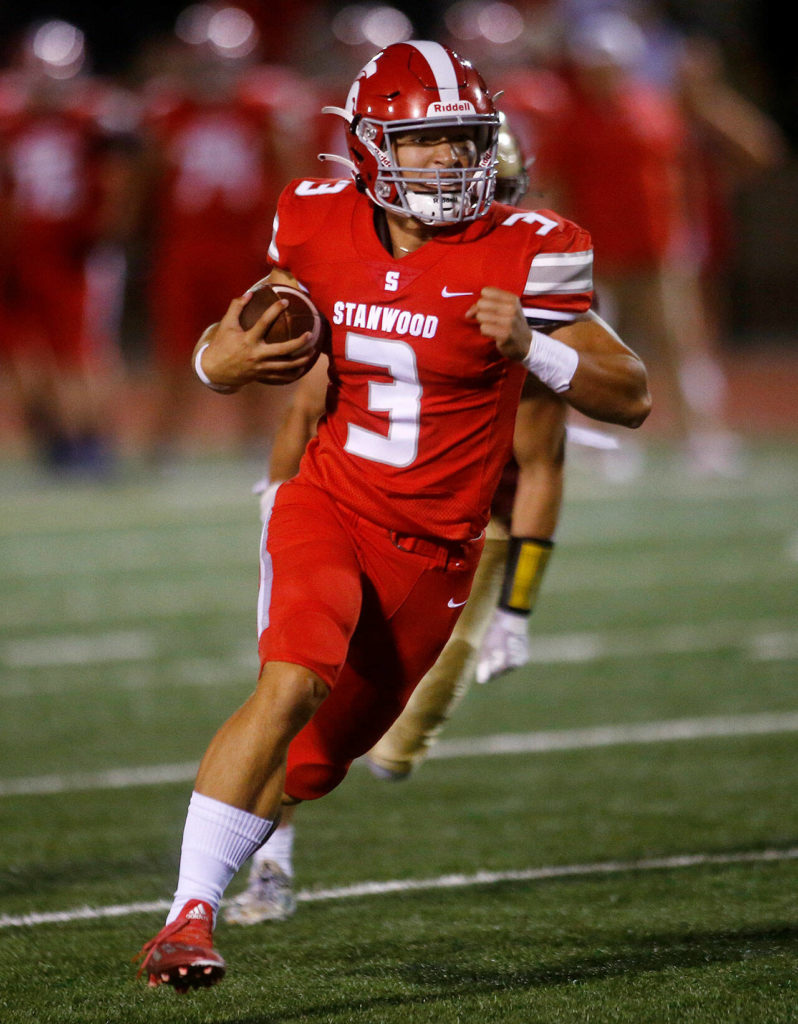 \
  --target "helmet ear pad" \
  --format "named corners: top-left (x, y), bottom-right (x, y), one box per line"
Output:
top-left (341, 41), bottom-right (500, 225)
